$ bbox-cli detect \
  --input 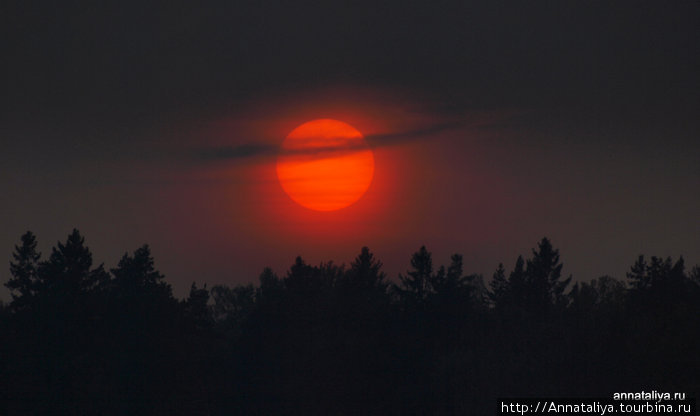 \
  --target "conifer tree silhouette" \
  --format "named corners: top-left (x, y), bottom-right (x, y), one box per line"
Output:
top-left (38, 229), bottom-right (109, 300)
top-left (112, 245), bottom-right (171, 297)
top-left (396, 245), bottom-right (435, 306)
top-left (5, 231), bottom-right (41, 312)
top-left (489, 263), bottom-right (508, 307)
top-left (524, 237), bottom-right (571, 313)
top-left (344, 246), bottom-right (388, 292)
top-left (184, 282), bottom-right (211, 329)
